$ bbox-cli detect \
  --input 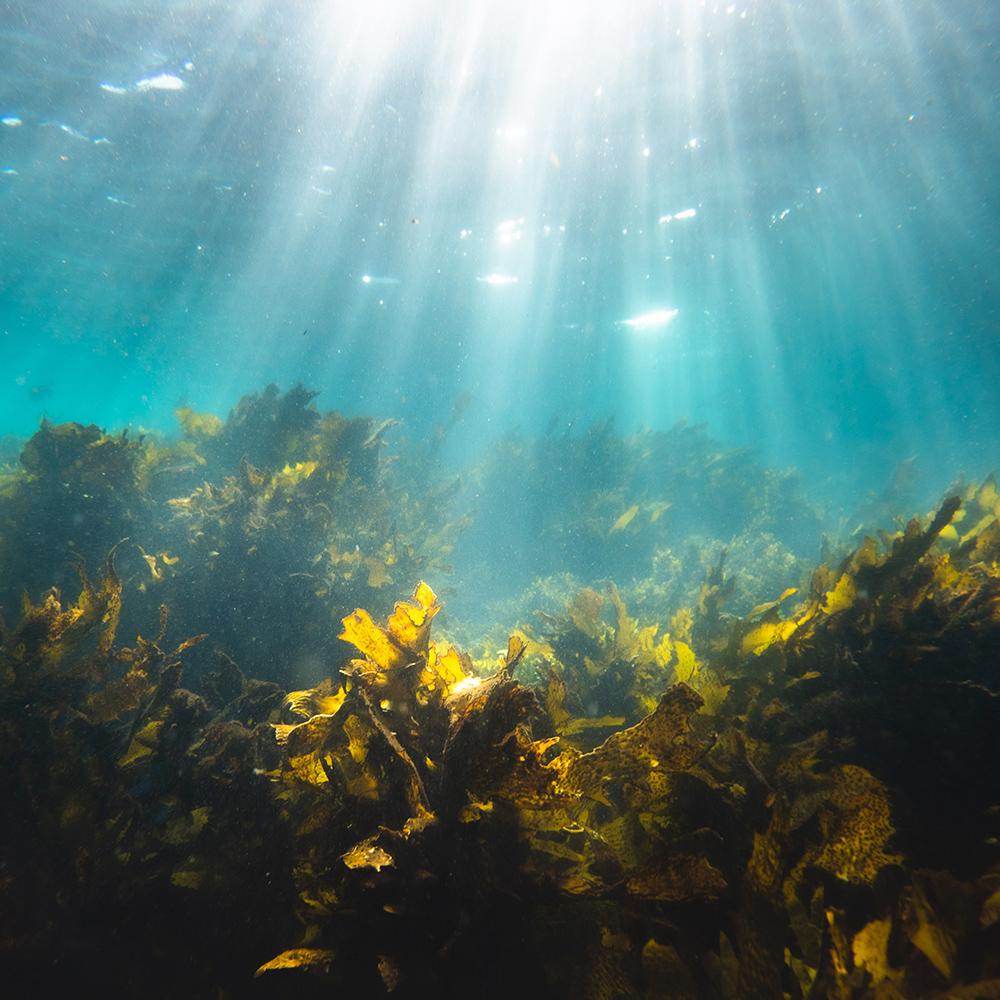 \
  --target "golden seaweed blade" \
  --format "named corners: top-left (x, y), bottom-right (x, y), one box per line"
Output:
top-left (281, 676), bottom-right (347, 722)
top-left (254, 948), bottom-right (338, 980)
top-left (340, 581), bottom-right (441, 667)
top-left (338, 581), bottom-right (478, 728)
top-left (558, 682), bottom-right (715, 804)
top-left (441, 670), bottom-right (561, 810)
